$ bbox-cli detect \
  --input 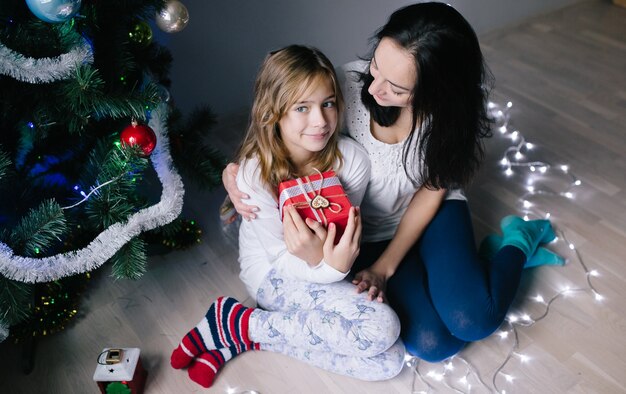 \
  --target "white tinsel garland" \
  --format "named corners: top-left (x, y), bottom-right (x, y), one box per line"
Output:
top-left (0, 103), bottom-right (185, 283)
top-left (0, 38), bottom-right (93, 83)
